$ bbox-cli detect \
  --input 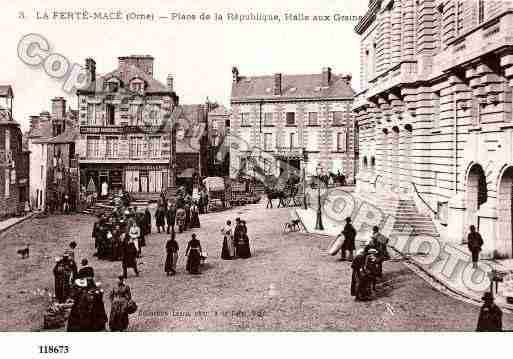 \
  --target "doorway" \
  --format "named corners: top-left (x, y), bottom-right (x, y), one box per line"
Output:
top-left (497, 166), bottom-right (513, 258)
top-left (466, 163), bottom-right (488, 230)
